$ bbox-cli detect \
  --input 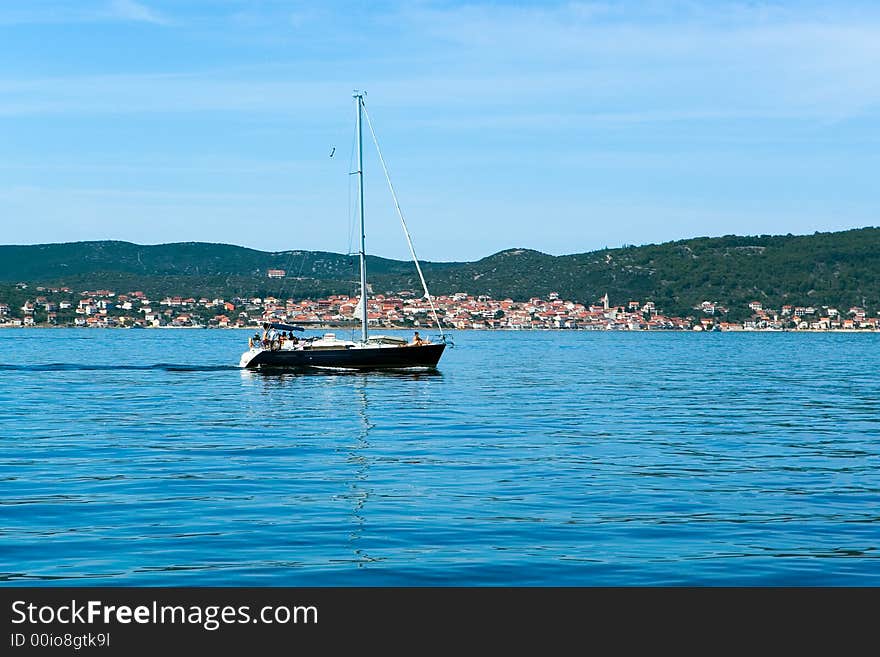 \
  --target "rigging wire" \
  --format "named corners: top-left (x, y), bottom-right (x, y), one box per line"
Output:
top-left (361, 100), bottom-right (445, 338)
top-left (278, 248), bottom-right (306, 303)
